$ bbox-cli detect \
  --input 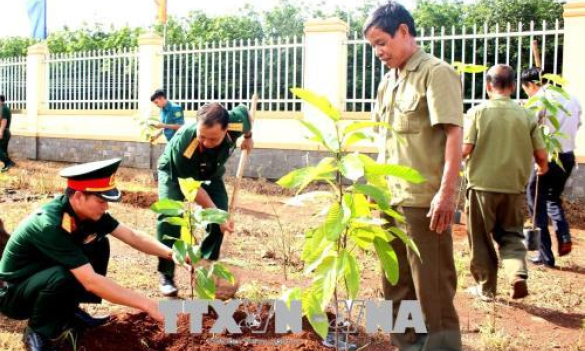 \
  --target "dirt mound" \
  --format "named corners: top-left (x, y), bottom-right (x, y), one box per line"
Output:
top-left (122, 191), bottom-right (159, 209)
top-left (565, 199), bottom-right (585, 230)
top-left (71, 310), bottom-right (330, 351)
